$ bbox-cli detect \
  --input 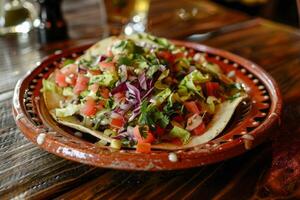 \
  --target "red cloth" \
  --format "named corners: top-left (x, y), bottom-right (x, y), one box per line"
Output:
top-left (265, 99), bottom-right (300, 198)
